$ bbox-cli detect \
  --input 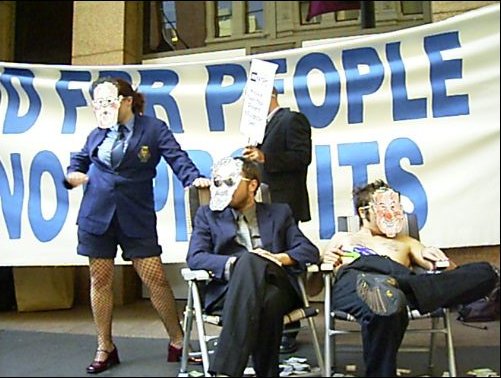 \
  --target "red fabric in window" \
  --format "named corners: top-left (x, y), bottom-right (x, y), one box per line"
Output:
top-left (306, 1), bottom-right (361, 21)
